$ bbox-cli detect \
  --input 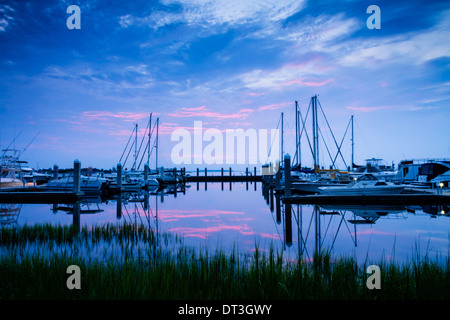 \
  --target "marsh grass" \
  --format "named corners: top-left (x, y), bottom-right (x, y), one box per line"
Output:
top-left (1, 224), bottom-right (449, 300)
